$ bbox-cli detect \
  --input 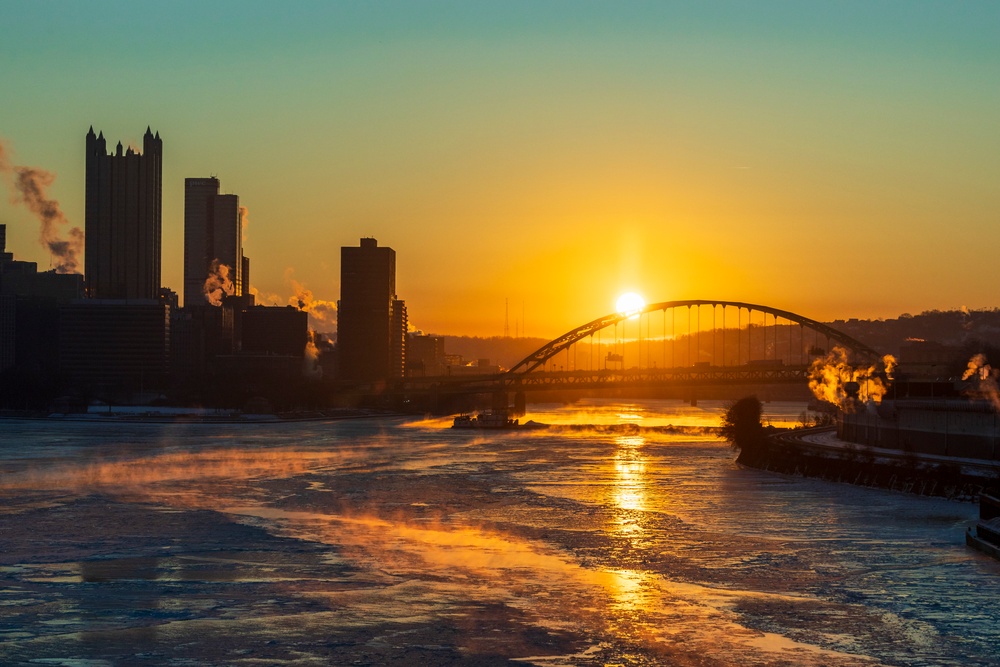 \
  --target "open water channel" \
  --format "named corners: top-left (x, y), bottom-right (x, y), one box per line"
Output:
top-left (0, 399), bottom-right (998, 666)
